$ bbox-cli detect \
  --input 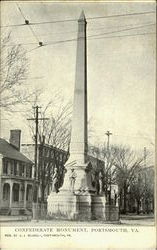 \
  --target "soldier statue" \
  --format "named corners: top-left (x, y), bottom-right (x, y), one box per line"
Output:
top-left (69, 168), bottom-right (77, 193)
top-left (51, 168), bottom-right (58, 192)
